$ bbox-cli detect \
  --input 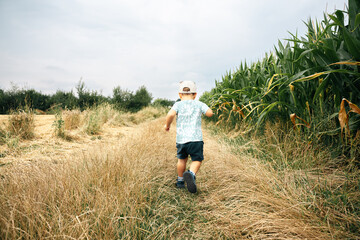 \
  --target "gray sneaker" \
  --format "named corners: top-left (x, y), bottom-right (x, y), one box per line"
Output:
top-left (183, 171), bottom-right (197, 193)
top-left (175, 180), bottom-right (185, 188)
